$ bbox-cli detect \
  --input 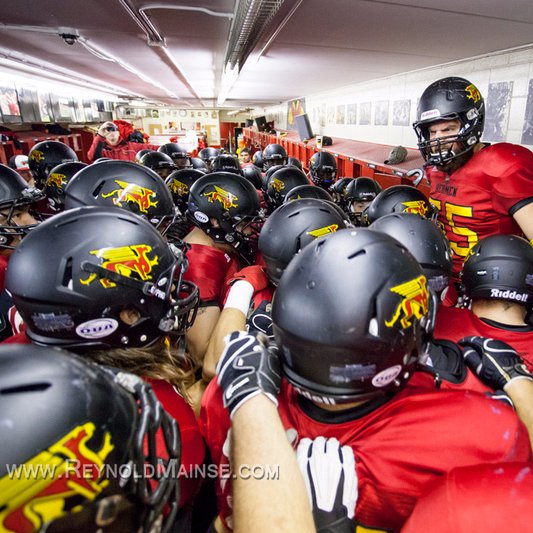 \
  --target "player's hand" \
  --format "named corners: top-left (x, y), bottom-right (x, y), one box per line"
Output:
top-left (459, 336), bottom-right (533, 391)
top-left (297, 437), bottom-right (358, 533)
top-left (97, 121), bottom-right (116, 138)
top-left (227, 265), bottom-right (270, 294)
top-left (216, 331), bottom-right (281, 418)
